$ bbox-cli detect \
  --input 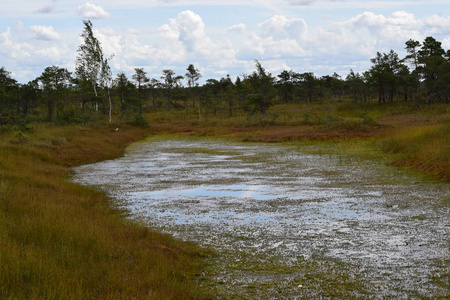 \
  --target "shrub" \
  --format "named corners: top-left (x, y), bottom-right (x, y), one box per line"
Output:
top-left (129, 114), bottom-right (149, 127)
top-left (245, 112), bottom-right (278, 126)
